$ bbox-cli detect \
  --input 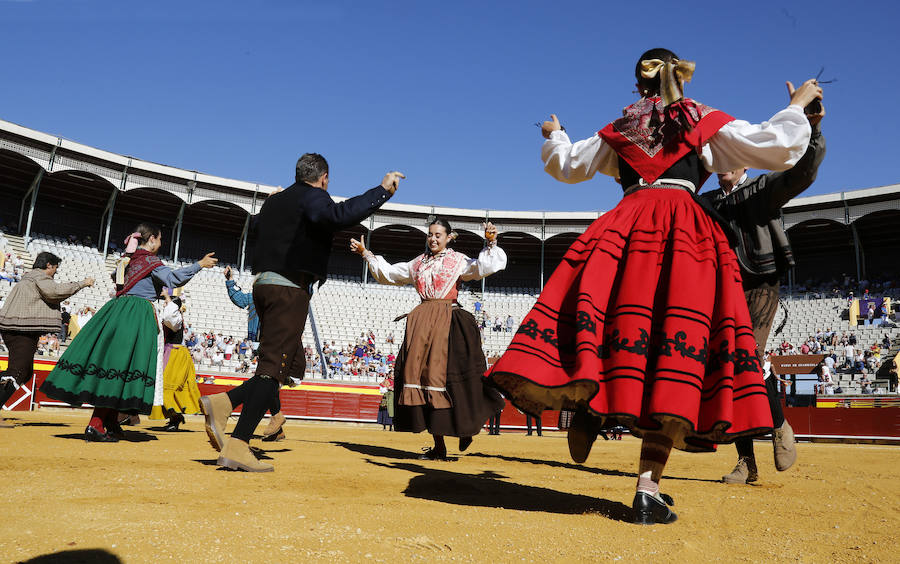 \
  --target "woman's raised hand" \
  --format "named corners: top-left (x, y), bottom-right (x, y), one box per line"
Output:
top-left (483, 222), bottom-right (499, 245)
top-left (541, 114), bottom-right (562, 139)
top-left (198, 253), bottom-right (218, 269)
top-left (349, 238), bottom-right (367, 256)
top-left (787, 78), bottom-right (823, 109)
